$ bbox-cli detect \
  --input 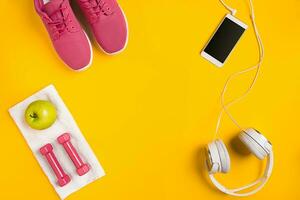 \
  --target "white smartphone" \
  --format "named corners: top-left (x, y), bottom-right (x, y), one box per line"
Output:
top-left (201, 14), bottom-right (248, 67)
